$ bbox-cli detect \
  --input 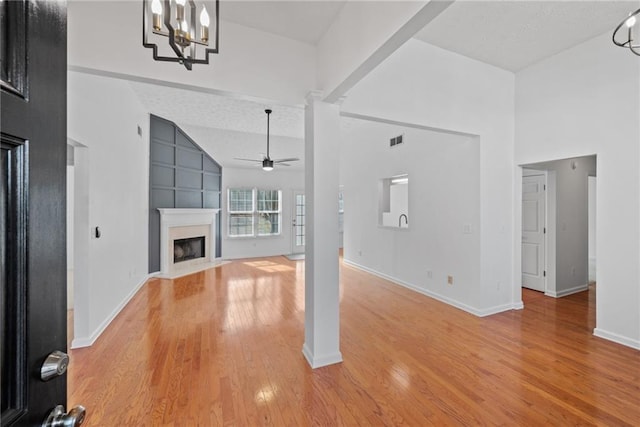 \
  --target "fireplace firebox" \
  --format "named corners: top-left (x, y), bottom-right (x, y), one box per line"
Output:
top-left (173, 236), bottom-right (205, 263)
